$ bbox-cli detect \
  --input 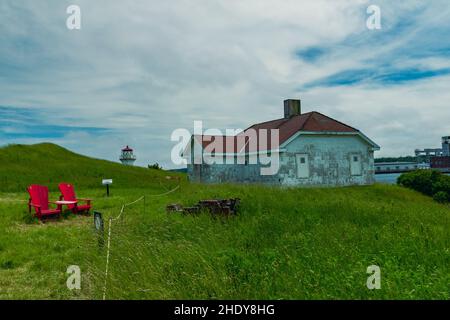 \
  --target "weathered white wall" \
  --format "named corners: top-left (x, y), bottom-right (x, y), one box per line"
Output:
top-left (187, 134), bottom-right (375, 186)
top-left (278, 134), bottom-right (375, 186)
